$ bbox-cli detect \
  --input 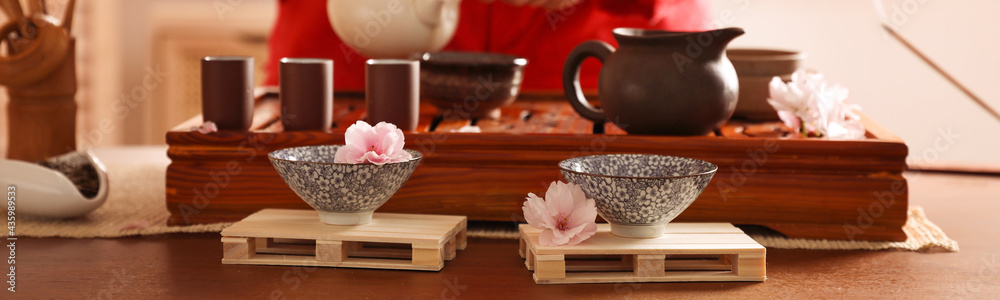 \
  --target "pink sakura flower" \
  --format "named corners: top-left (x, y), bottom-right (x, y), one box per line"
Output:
top-left (522, 181), bottom-right (598, 246)
top-left (334, 121), bottom-right (413, 165)
top-left (767, 69), bottom-right (865, 139)
top-left (190, 121), bottom-right (218, 134)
